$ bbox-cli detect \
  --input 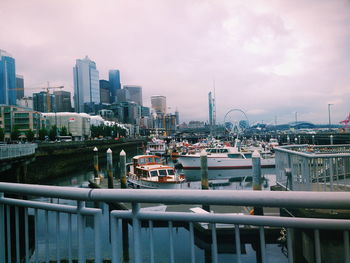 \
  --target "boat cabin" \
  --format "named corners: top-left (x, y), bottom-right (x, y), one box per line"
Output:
top-left (130, 155), bottom-right (182, 182)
